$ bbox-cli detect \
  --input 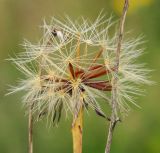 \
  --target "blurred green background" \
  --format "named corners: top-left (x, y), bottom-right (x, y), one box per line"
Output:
top-left (0, 0), bottom-right (160, 153)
